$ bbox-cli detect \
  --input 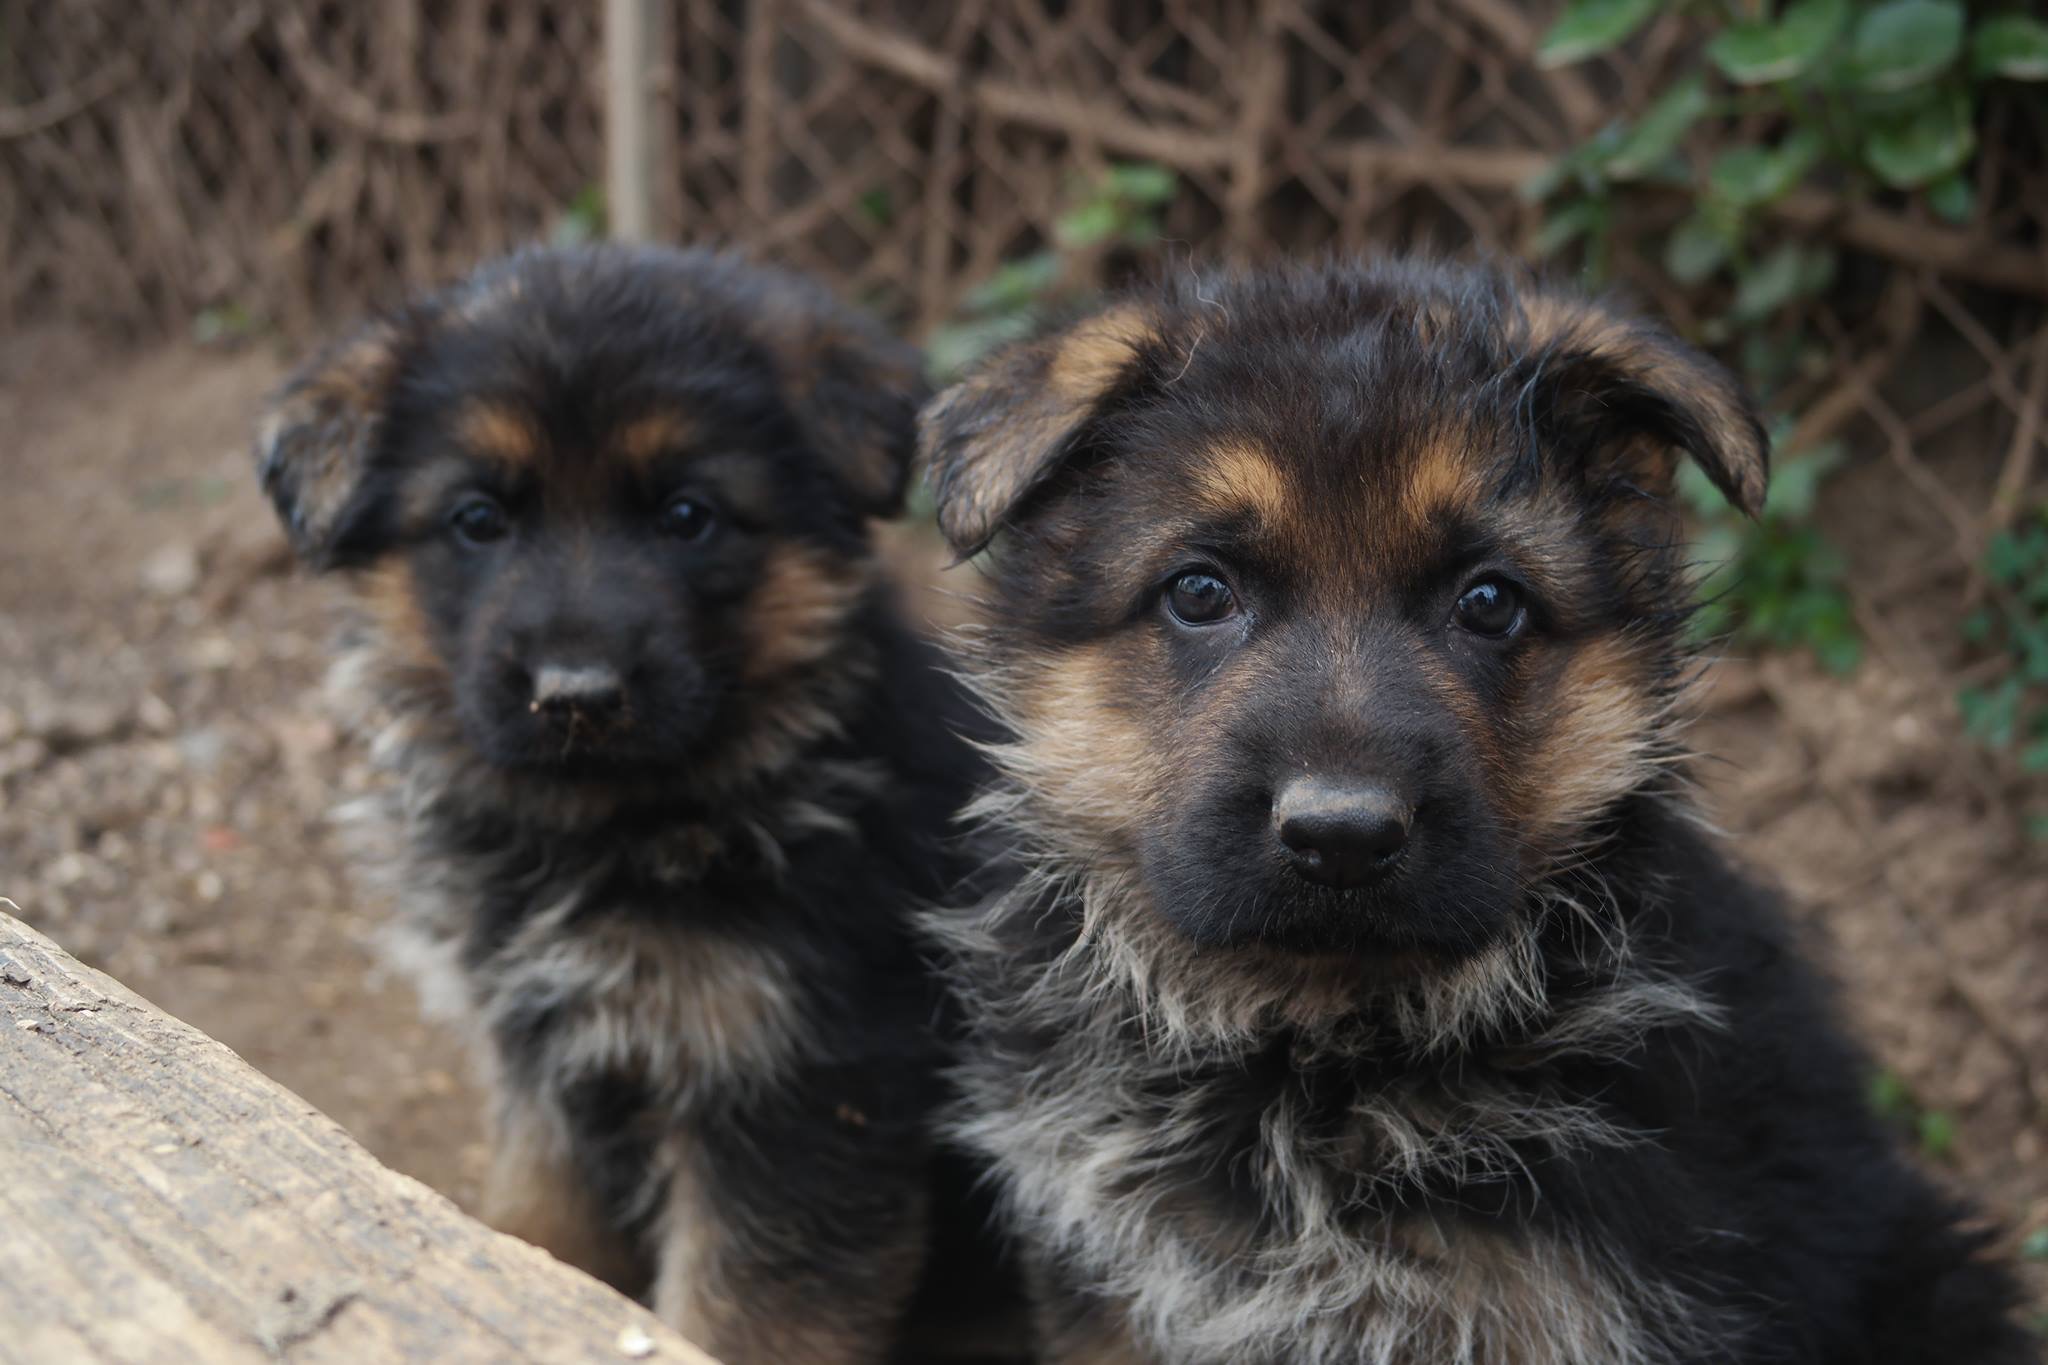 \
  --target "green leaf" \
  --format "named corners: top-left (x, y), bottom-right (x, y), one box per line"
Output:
top-left (1521, 155), bottom-right (1575, 204)
top-left (1974, 16), bottom-right (2048, 81)
top-left (1916, 1108), bottom-right (1957, 1159)
top-left (961, 253), bottom-right (1061, 315)
top-left (1605, 74), bottom-right (1709, 179)
top-left (1868, 1069), bottom-right (1914, 1118)
top-left (550, 184), bottom-right (606, 245)
top-left (1742, 330), bottom-right (1806, 391)
top-left (1055, 198), bottom-right (1124, 248)
top-left (1864, 91), bottom-right (1977, 189)
top-left (1733, 241), bottom-right (1816, 322)
top-left (1814, 618), bottom-right (1864, 675)
top-left (1766, 443), bottom-right (1843, 521)
top-left (1534, 197), bottom-right (1609, 257)
top-left (924, 313), bottom-right (1042, 382)
top-left (1665, 211), bottom-right (1732, 286)
top-left (1984, 530), bottom-right (2028, 585)
top-left (1708, 0), bottom-right (1848, 84)
top-left (857, 186), bottom-right (894, 227)
top-left (1849, 0), bottom-right (1964, 93)
top-left (1927, 172), bottom-right (1974, 224)
top-left (2023, 1228), bottom-right (2048, 1262)
top-left (1709, 127), bottom-right (1824, 208)
top-left (1105, 161), bottom-right (1178, 206)
top-left (2020, 736), bottom-right (2048, 774)
top-left (1961, 677), bottom-right (2024, 748)
top-left (1537, 0), bottom-right (1662, 67)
